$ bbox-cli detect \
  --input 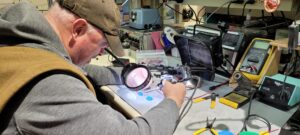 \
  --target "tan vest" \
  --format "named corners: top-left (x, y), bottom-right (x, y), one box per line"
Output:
top-left (0, 46), bottom-right (95, 112)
